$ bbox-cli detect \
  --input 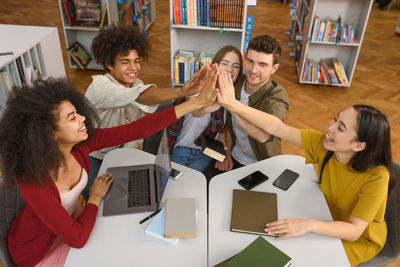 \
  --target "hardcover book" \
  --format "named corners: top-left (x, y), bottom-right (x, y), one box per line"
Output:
top-left (230, 189), bottom-right (278, 237)
top-left (145, 207), bottom-right (179, 244)
top-left (68, 42), bottom-right (92, 70)
top-left (201, 134), bottom-right (226, 162)
top-left (164, 198), bottom-right (196, 238)
top-left (73, 0), bottom-right (101, 26)
top-left (218, 236), bottom-right (292, 267)
top-left (62, 0), bottom-right (76, 27)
